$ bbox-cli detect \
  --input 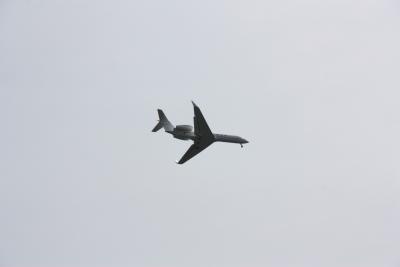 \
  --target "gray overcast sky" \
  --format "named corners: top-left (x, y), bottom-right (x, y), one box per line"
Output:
top-left (1, 0), bottom-right (400, 266)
